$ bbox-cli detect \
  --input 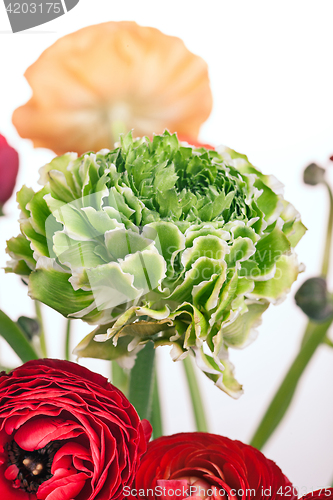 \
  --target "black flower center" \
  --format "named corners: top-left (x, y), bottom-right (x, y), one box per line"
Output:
top-left (6, 440), bottom-right (60, 493)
